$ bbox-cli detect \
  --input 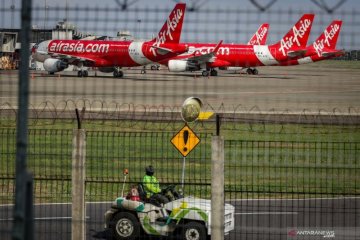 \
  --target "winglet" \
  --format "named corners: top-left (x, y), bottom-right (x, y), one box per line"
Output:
top-left (187, 40), bottom-right (223, 64)
top-left (248, 23), bottom-right (269, 45)
top-left (212, 40), bottom-right (223, 55)
top-left (193, 40), bottom-right (222, 57)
